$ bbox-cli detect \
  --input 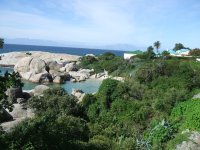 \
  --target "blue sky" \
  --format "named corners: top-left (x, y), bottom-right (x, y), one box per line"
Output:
top-left (0, 0), bottom-right (200, 49)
